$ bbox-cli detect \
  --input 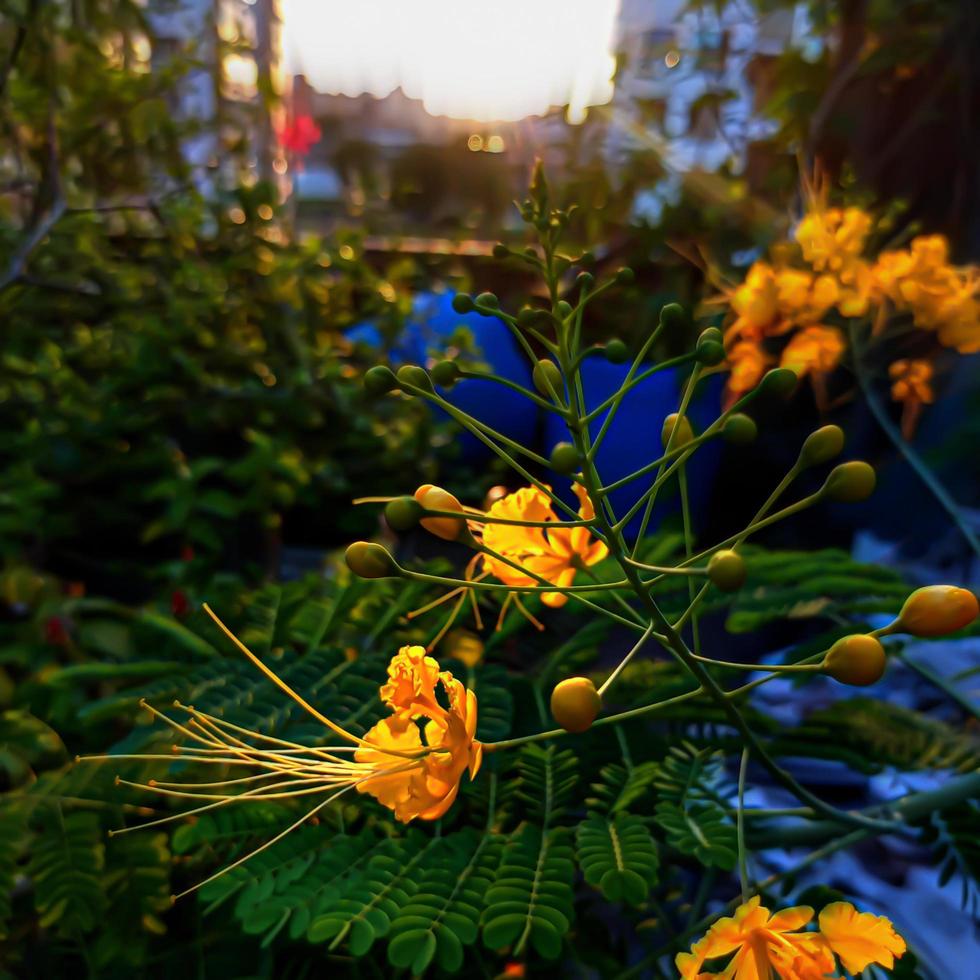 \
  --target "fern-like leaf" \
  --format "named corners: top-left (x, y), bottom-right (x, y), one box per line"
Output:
top-left (576, 814), bottom-right (659, 906)
top-left (387, 828), bottom-right (503, 974)
top-left (482, 824), bottom-right (575, 960)
top-left (513, 745), bottom-right (579, 825)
